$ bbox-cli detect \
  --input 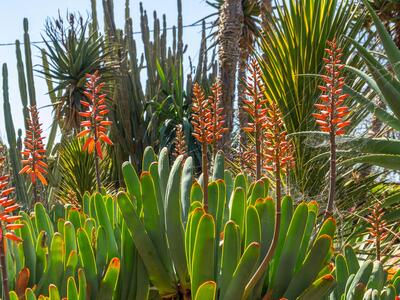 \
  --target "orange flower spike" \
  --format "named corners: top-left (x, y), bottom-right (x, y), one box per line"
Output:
top-left (0, 149), bottom-right (24, 246)
top-left (366, 203), bottom-right (389, 260)
top-left (173, 124), bottom-right (188, 159)
top-left (263, 100), bottom-right (294, 175)
top-left (191, 82), bottom-right (214, 211)
top-left (20, 106), bottom-right (48, 187)
top-left (77, 71), bottom-right (113, 158)
top-left (315, 39), bottom-right (351, 218)
top-left (191, 83), bottom-right (210, 144)
top-left (208, 81), bottom-right (228, 152)
top-left (242, 59), bottom-right (268, 179)
top-left (314, 40), bottom-right (350, 136)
